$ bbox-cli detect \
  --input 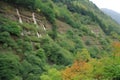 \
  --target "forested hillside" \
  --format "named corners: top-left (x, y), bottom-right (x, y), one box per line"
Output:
top-left (1, 0), bottom-right (120, 80)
